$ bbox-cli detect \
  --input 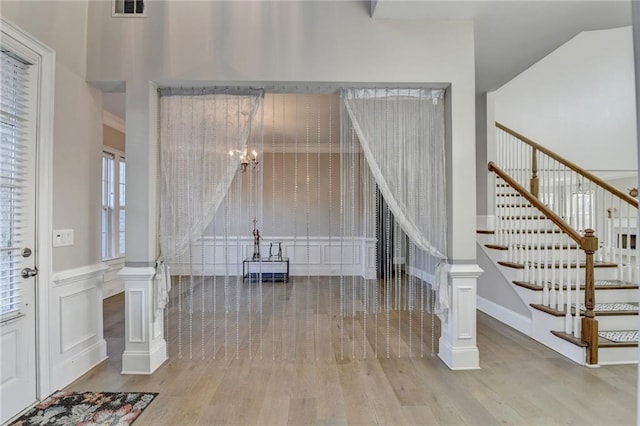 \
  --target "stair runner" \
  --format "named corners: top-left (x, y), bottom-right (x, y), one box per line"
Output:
top-left (599, 331), bottom-right (639, 343)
